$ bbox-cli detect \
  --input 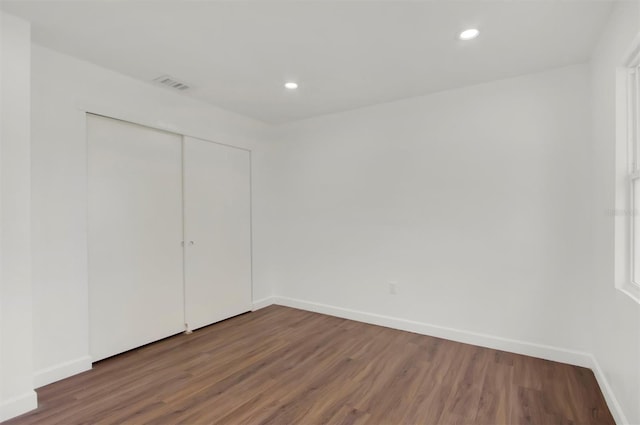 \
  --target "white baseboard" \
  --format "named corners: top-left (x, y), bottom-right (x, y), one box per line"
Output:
top-left (589, 354), bottom-right (629, 425)
top-left (33, 355), bottom-right (92, 388)
top-left (273, 296), bottom-right (593, 368)
top-left (0, 390), bottom-right (37, 422)
top-left (252, 296), bottom-right (276, 311)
